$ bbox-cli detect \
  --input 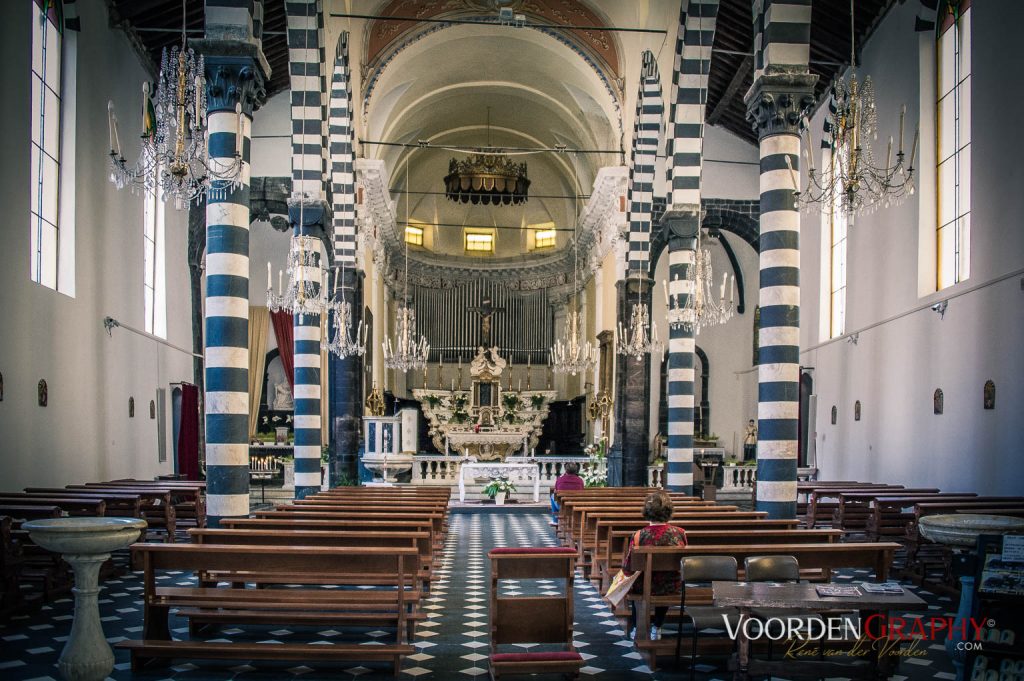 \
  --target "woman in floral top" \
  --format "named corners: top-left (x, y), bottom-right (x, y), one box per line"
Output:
top-left (622, 490), bottom-right (687, 640)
